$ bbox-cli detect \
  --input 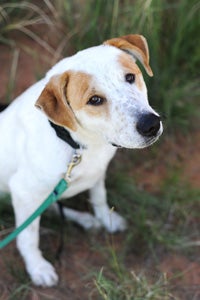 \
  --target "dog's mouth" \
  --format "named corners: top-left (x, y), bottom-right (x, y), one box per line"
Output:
top-left (140, 135), bottom-right (160, 148)
top-left (110, 131), bottom-right (162, 149)
top-left (110, 139), bottom-right (156, 149)
top-left (111, 143), bottom-right (122, 148)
